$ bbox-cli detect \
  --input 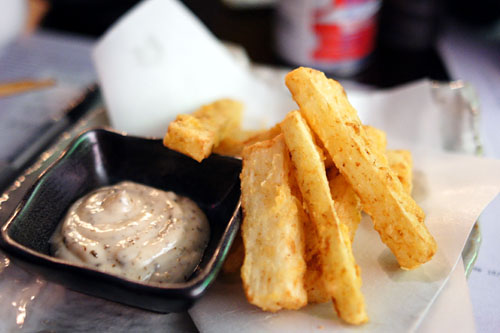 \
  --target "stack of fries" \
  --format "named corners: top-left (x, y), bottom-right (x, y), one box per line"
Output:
top-left (164, 67), bottom-right (437, 325)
